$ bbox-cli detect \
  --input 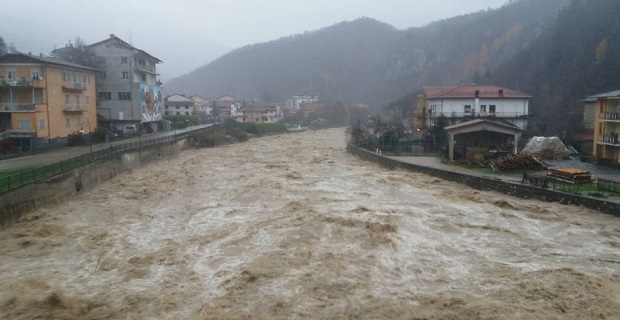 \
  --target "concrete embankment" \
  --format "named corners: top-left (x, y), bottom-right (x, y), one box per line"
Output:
top-left (0, 138), bottom-right (188, 227)
top-left (347, 144), bottom-right (620, 217)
